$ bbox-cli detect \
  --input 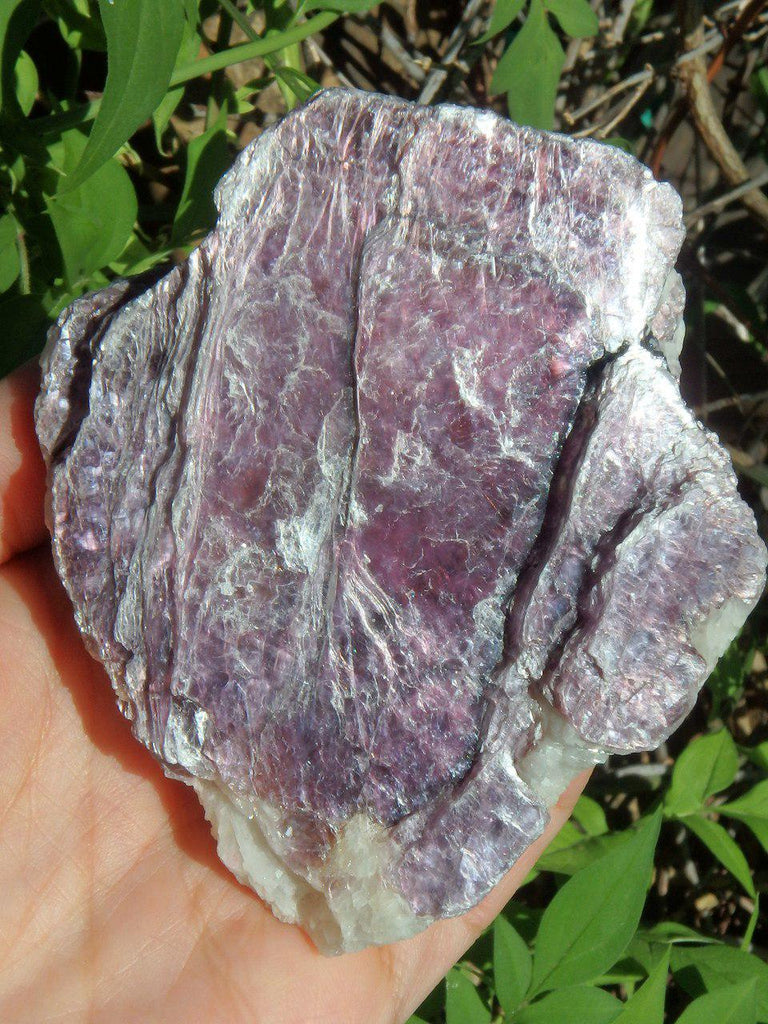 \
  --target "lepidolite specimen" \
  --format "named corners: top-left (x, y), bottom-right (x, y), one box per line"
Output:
top-left (36, 89), bottom-right (767, 953)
